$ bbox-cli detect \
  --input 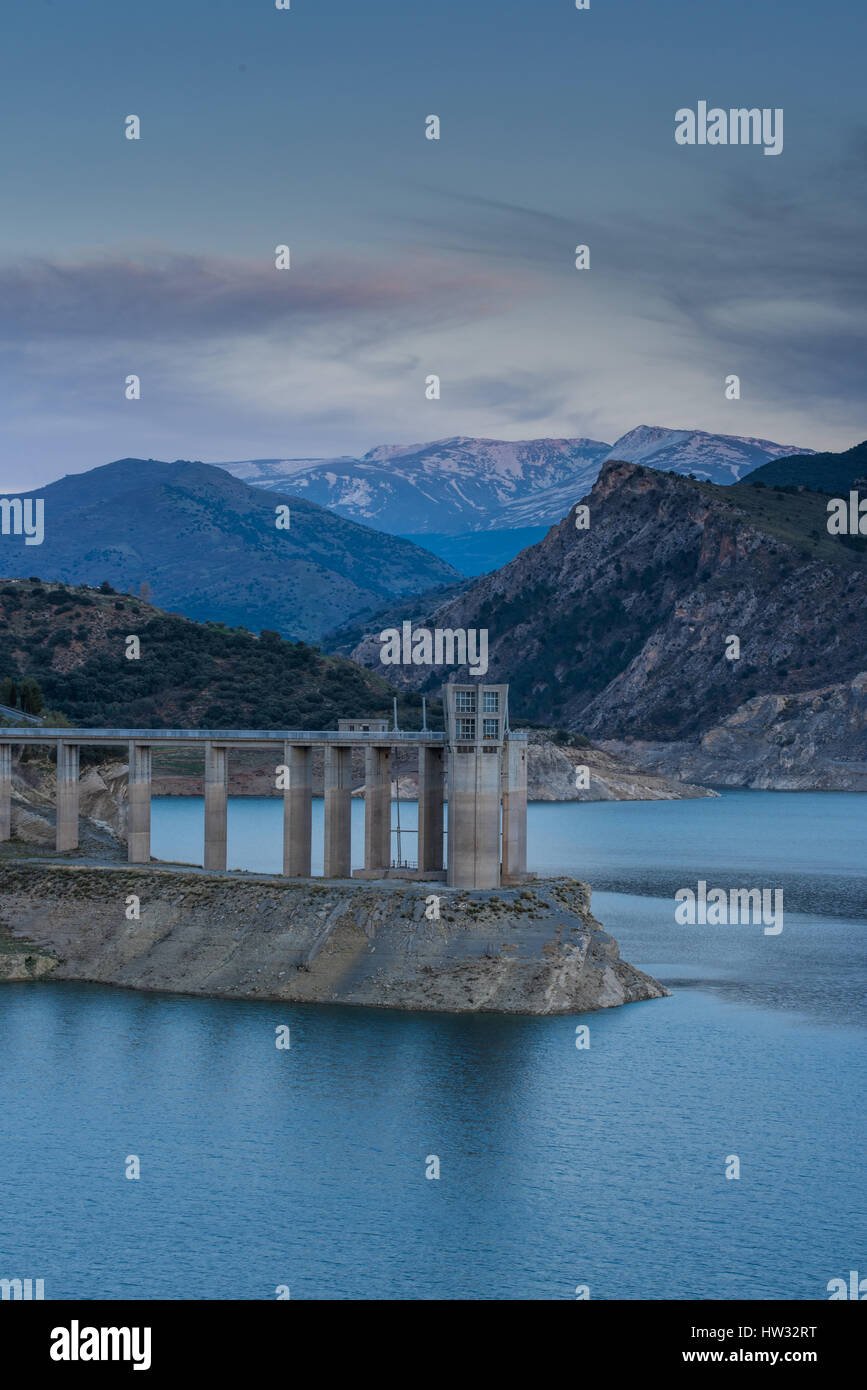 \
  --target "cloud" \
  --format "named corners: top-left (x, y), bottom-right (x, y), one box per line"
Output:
top-left (449, 371), bottom-right (572, 423)
top-left (0, 249), bottom-right (509, 345)
top-left (2, 141), bottom-right (863, 491)
top-left (393, 159), bottom-right (866, 428)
